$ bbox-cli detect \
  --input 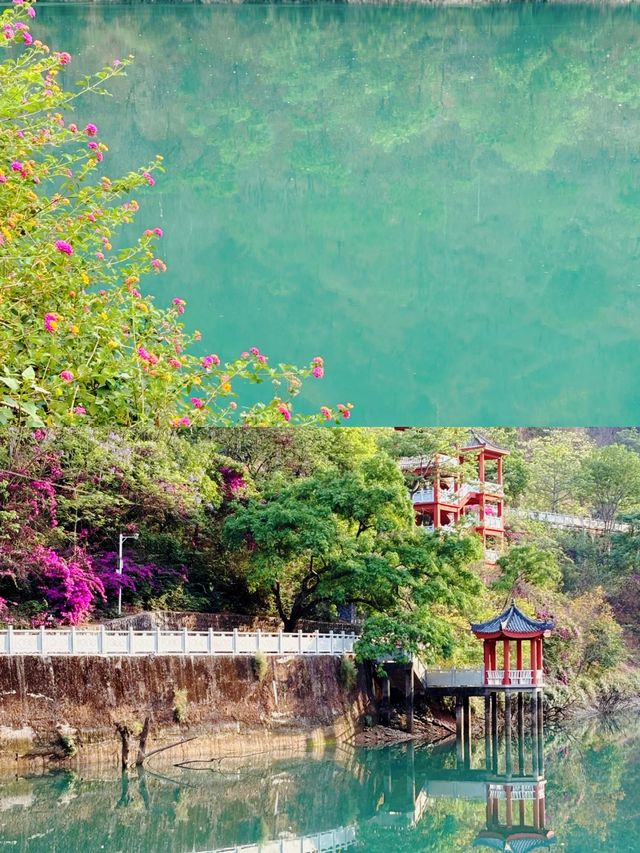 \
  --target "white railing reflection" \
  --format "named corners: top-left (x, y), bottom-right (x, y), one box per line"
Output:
top-left (0, 628), bottom-right (356, 658)
top-left (209, 825), bottom-right (358, 853)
